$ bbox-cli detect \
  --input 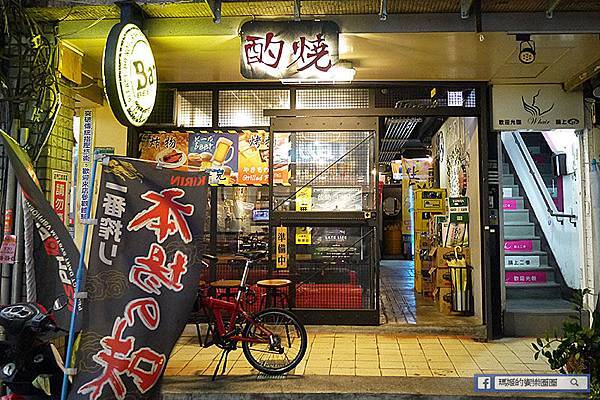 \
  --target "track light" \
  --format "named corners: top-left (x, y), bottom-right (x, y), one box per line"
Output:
top-left (516, 34), bottom-right (536, 64)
